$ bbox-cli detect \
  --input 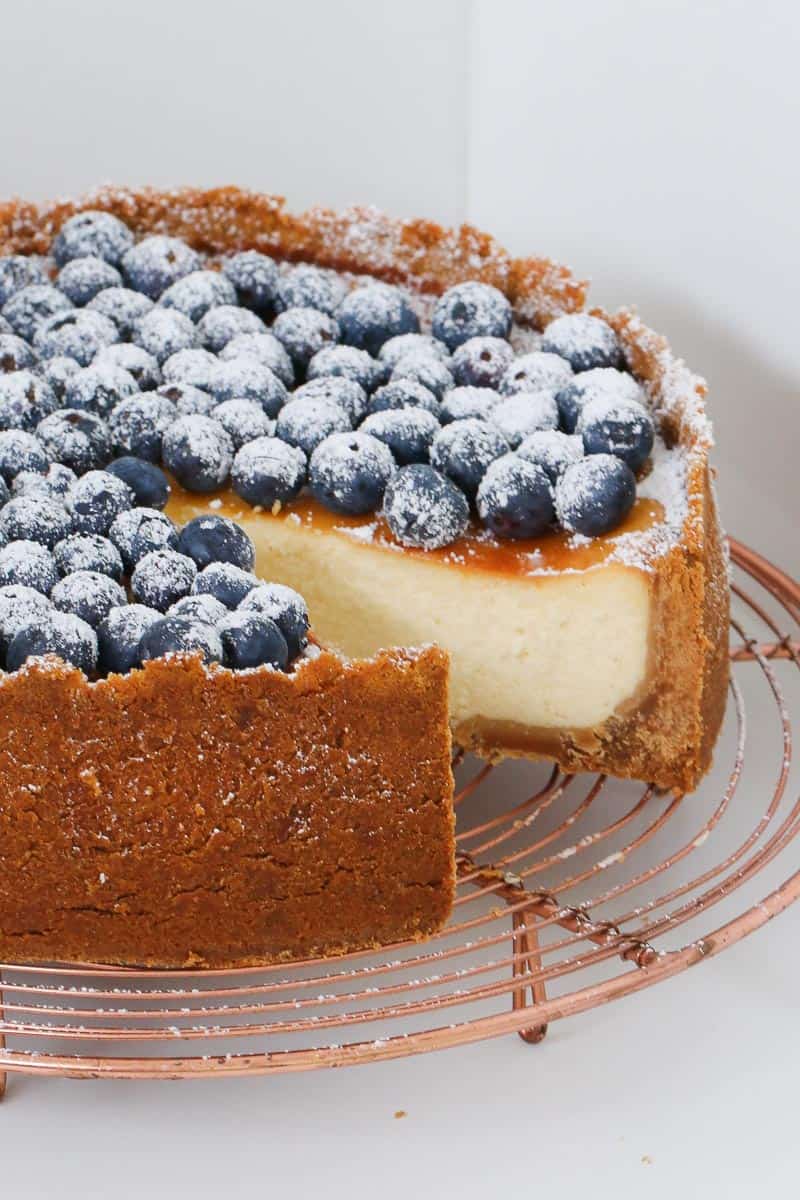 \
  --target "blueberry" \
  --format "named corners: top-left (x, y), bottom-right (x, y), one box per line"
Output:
top-left (131, 548), bottom-right (197, 611)
top-left (541, 313), bottom-right (623, 373)
top-left (379, 333), bottom-right (450, 370)
top-left (432, 282), bottom-right (512, 351)
top-left (105, 457), bottom-right (170, 509)
top-left (451, 336), bottom-right (514, 389)
top-left (157, 381), bottom-right (216, 416)
top-left (97, 603), bottom-right (161, 674)
top-left (337, 283), bottom-right (419, 356)
top-left (0, 541), bottom-right (58, 594)
top-left (161, 415), bottom-right (234, 492)
top-left (53, 533), bottom-right (124, 580)
top-left (291, 377), bottom-right (368, 424)
top-left (197, 304), bottom-right (265, 353)
top-left (86, 287), bottom-right (154, 339)
top-left (275, 396), bottom-right (351, 456)
top-left (93, 343), bottom-right (161, 390)
top-left (490, 391), bottom-right (559, 448)
top-left (0, 256), bottom-right (49, 306)
top-left (272, 307), bottom-right (340, 373)
top-left (219, 333), bottom-right (294, 387)
top-left (161, 347), bottom-right (218, 390)
top-left (0, 430), bottom-right (51, 482)
top-left (2, 285), bottom-right (74, 342)
top-left (360, 408), bottom-right (439, 466)
top-left (168, 593), bottom-right (228, 624)
top-left (177, 514), bottom-right (255, 572)
top-left (219, 610), bottom-right (289, 671)
top-left (239, 583), bottom-right (309, 657)
top-left (555, 368), bottom-right (646, 434)
top-left (0, 317), bottom-right (11, 334)
top-left (191, 562), bottom-right (257, 609)
top-left (577, 397), bottom-right (655, 472)
top-left (275, 264), bottom-right (344, 316)
top-left (138, 613), bottom-right (224, 666)
top-left (0, 334), bottom-right (37, 374)
top-left (0, 496), bottom-right (71, 547)
top-left (307, 344), bottom-right (382, 393)
top-left (500, 351), bottom-right (573, 397)
top-left (222, 252), bottom-right (279, 316)
top-left (32, 391), bottom-right (108, 469)
top-left (132, 308), bottom-right (198, 366)
top-left (0, 371), bottom-right (58, 431)
top-left (121, 236), bottom-right (201, 299)
top-left (367, 379), bottom-right (440, 418)
top-left (430, 419), bottom-right (509, 498)
top-left (51, 570), bottom-right (126, 628)
top-left (159, 270), bottom-right (237, 321)
top-left (517, 430), bottom-right (584, 483)
top-left (231, 436), bottom-right (306, 508)
top-left (555, 454), bottom-right (636, 536)
top-left (390, 353), bottom-right (454, 399)
top-left (7, 609), bottom-right (98, 674)
top-left (33, 310), bottom-right (118, 366)
top-left (109, 507), bottom-right (178, 571)
top-left (476, 454), bottom-right (555, 540)
top-left (52, 210), bottom-right (134, 267)
top-left (382, 464), bottom-right (469, 549)
top-left (109, 393), bottom-right (178, 463)
top-left (207, 357), bottom-right (287, 417)
top-left (212, 399), bottom-right (274, 449)
top-left (0, 584), bottom-right (52, 661)
top-left (40, 356), bottom-right (81, 401)
top-left (56, 256), bottom-right (122, 305)
top-left (309, 431), bottom-right (395, 515)
top-left (439, 385), bottom-right (499, 425)
top-left (64, 363), bottom-right (139, 417)
top-left (66, 469), bottom-right (133, 535)
top-left (13, 463), bottom-right (77, 500)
